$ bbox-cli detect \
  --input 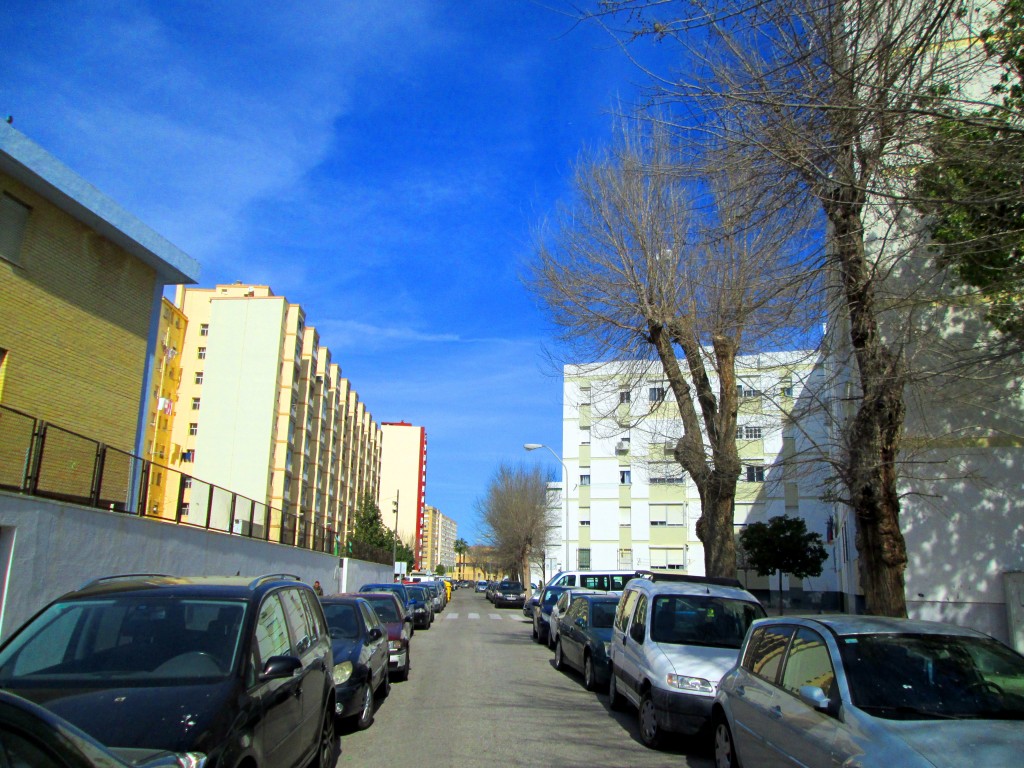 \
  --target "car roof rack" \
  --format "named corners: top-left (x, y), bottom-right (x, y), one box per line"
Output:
top-left (76, 573), bottom-right (172, 591)
top-left (633, 570), bottom-right (744, 589)
top-left (248, 573), bottom-right (301, 589)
